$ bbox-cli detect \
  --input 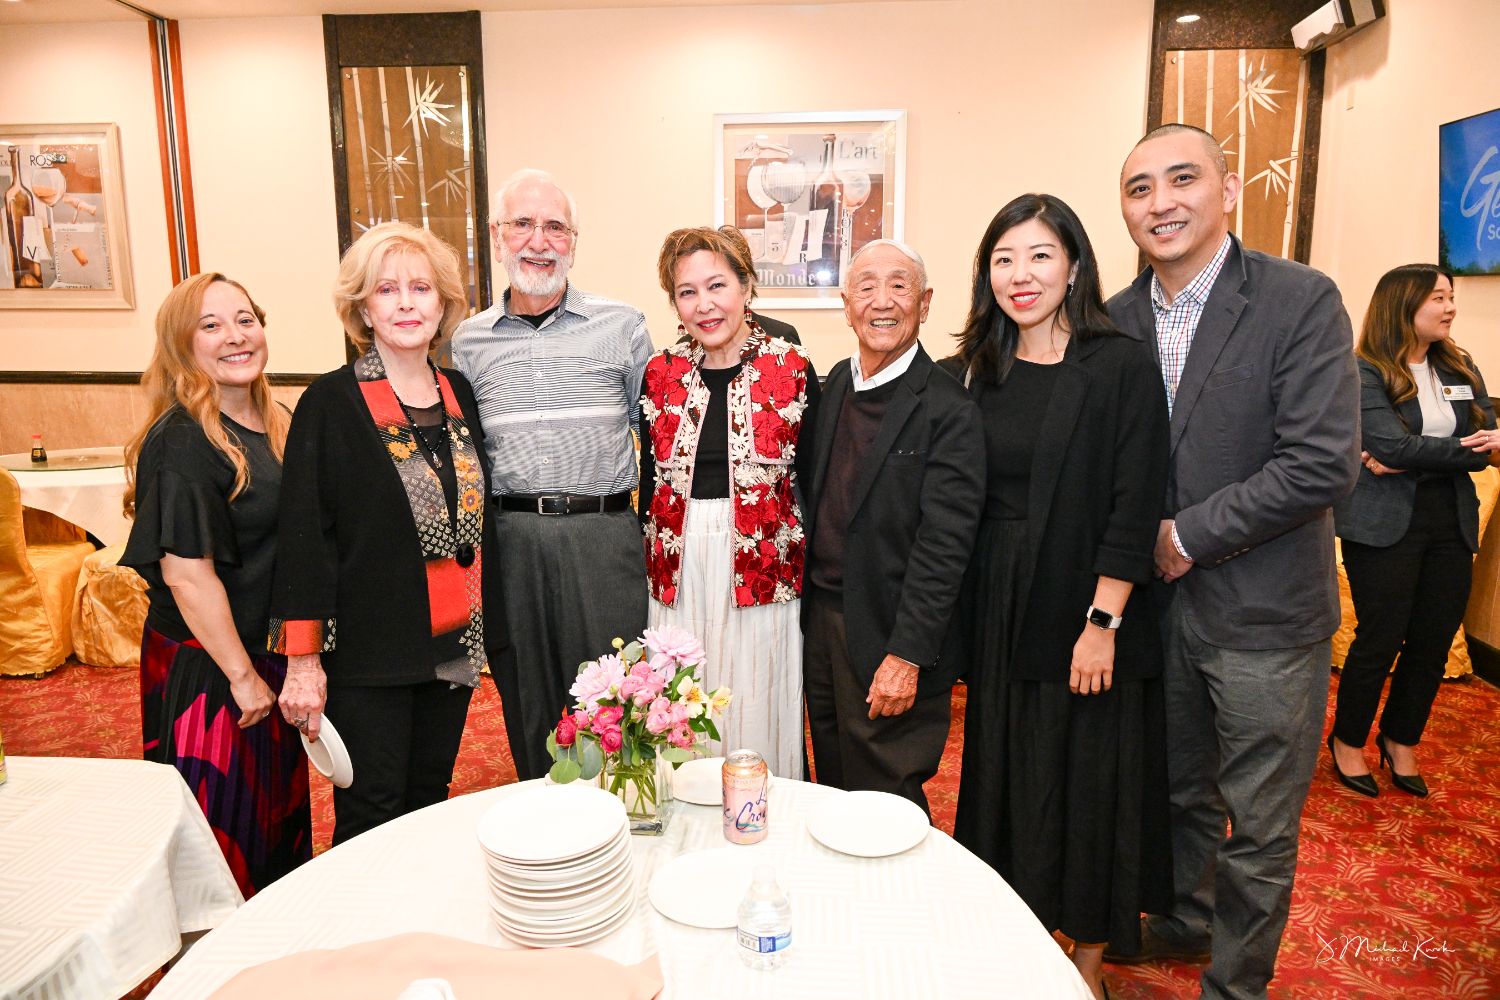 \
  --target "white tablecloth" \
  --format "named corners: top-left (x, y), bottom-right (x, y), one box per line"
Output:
top-left (12, 457), bottom-right (129, 547)
top-left (0, 756), bottom-right (243, 1000)
top-left (153, 779), bottom-right (1090, 1000)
